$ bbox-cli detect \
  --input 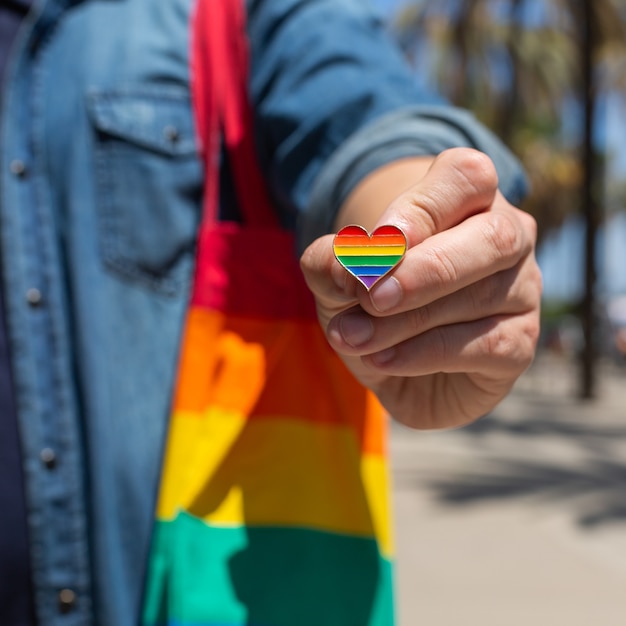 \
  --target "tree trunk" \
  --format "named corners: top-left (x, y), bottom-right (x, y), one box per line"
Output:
top-left (580, 0), bottom-right (598, 399)
top-left (498, 0), bottom-right (525, 143)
